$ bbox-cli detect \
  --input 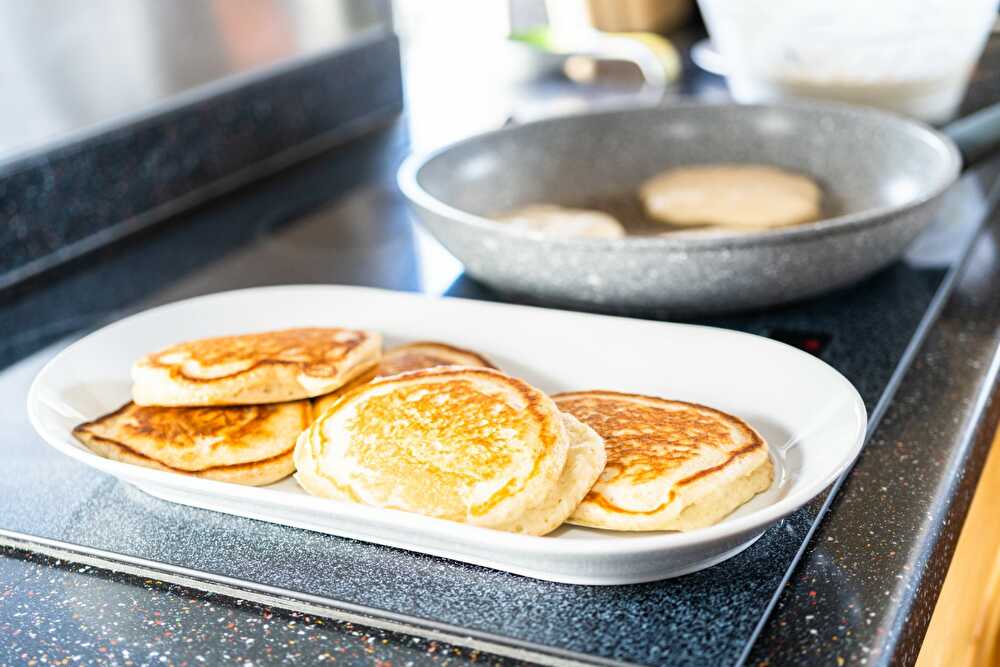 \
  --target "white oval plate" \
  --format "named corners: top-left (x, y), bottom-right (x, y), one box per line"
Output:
top-left (27, 285), bottom-right (866, 585)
